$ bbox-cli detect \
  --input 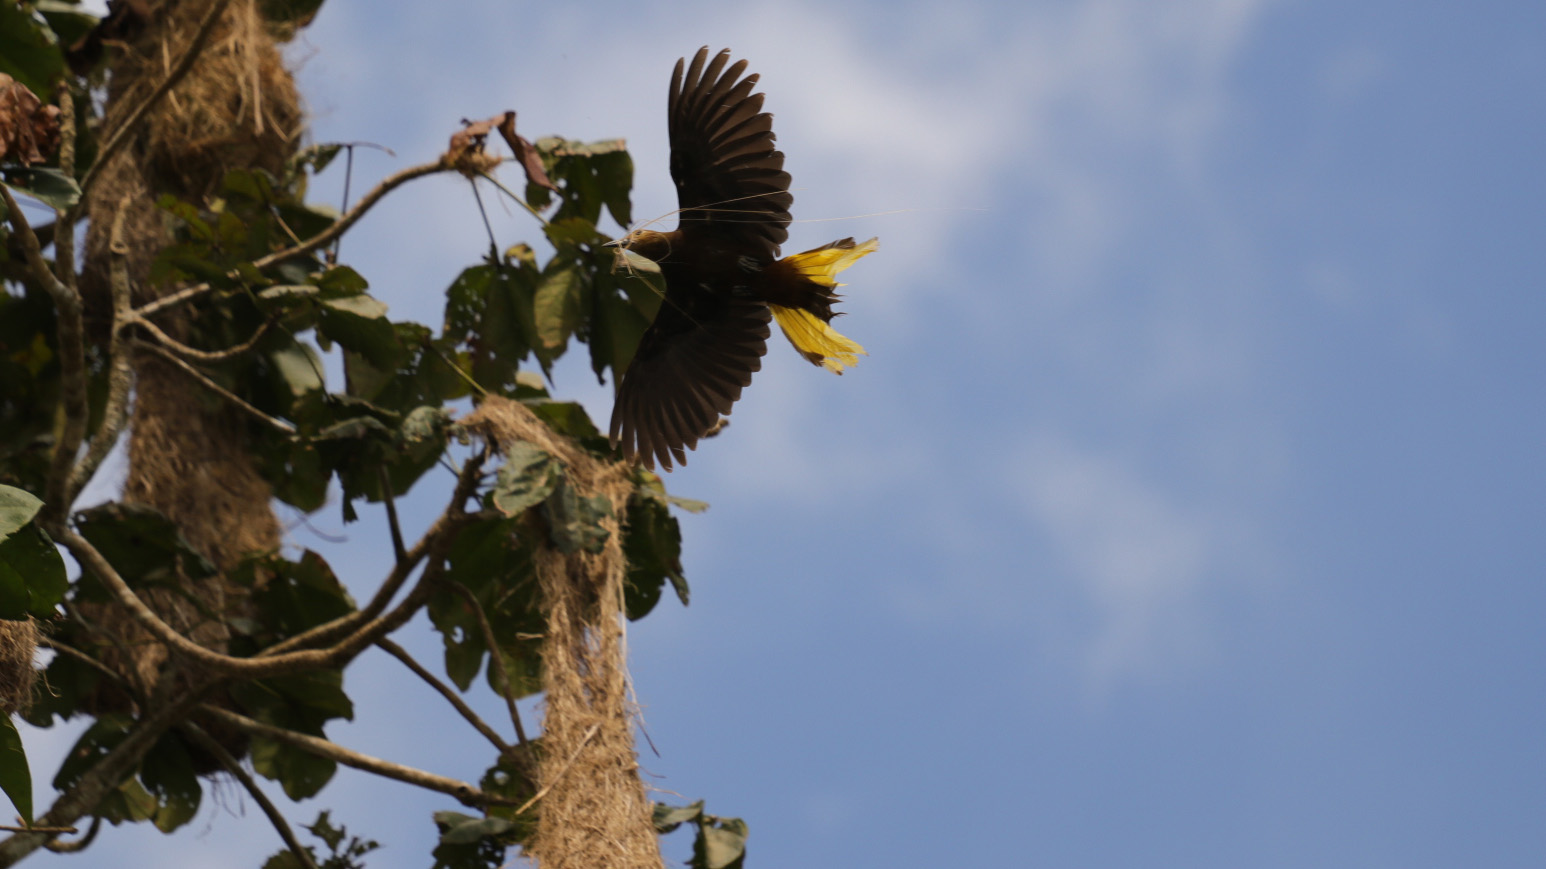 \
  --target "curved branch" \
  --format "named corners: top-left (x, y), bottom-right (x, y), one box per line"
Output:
top-left (442, 580), bottom-right (530, 747)
top-left (130, 313), bottom-right (273, 363)
top-left (55, 524), bottom-right (444, 679)
top-left (40, 816), bottom-right (98, 854)
top-left (181, 723), bottom-right (318, 869)
top-left (0, 691), bottom-right (203, 865)
top-left (376, 638), bottom-right (513, 756)
top-left (130, 161), bottom-right (452, 323)
top-left (262, 447), bottom-right (486, 657)
top-left (197, 706), bottom-right (519, 808)
top-left (131, 340), bottom-right (298, 435)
